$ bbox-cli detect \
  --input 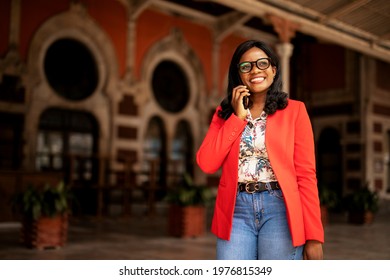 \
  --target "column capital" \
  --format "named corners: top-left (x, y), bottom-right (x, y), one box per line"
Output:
top-left (266, 14), bottom-right (299, 43)
top-left (275, 42), bottom-right (294, 58)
